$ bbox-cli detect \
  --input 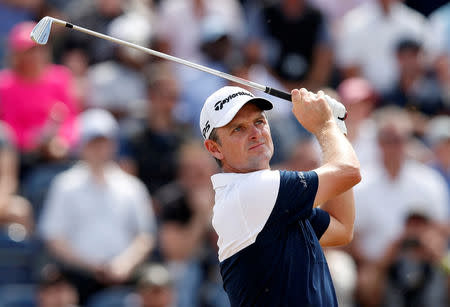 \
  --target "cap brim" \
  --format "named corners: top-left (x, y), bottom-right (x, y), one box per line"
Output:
top-left (215, 97), bottom-right (273, 128)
